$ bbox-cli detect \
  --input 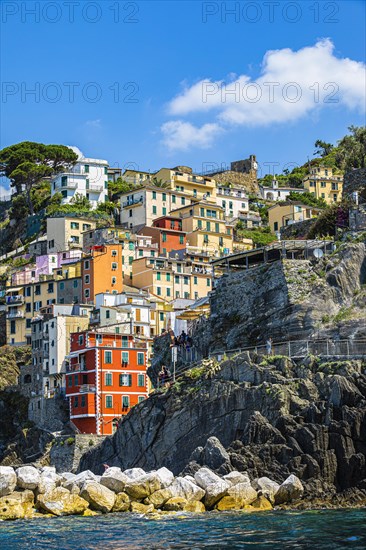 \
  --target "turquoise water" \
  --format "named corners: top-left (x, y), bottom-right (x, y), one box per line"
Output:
top-left (1, 509), bottom-right (366, 549)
